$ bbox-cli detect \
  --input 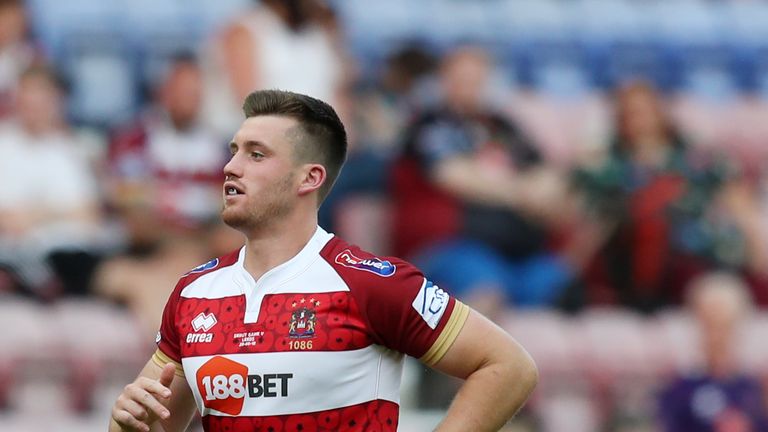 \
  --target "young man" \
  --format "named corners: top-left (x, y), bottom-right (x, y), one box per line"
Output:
top-left (109, 90), bottom-right (538, 432)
